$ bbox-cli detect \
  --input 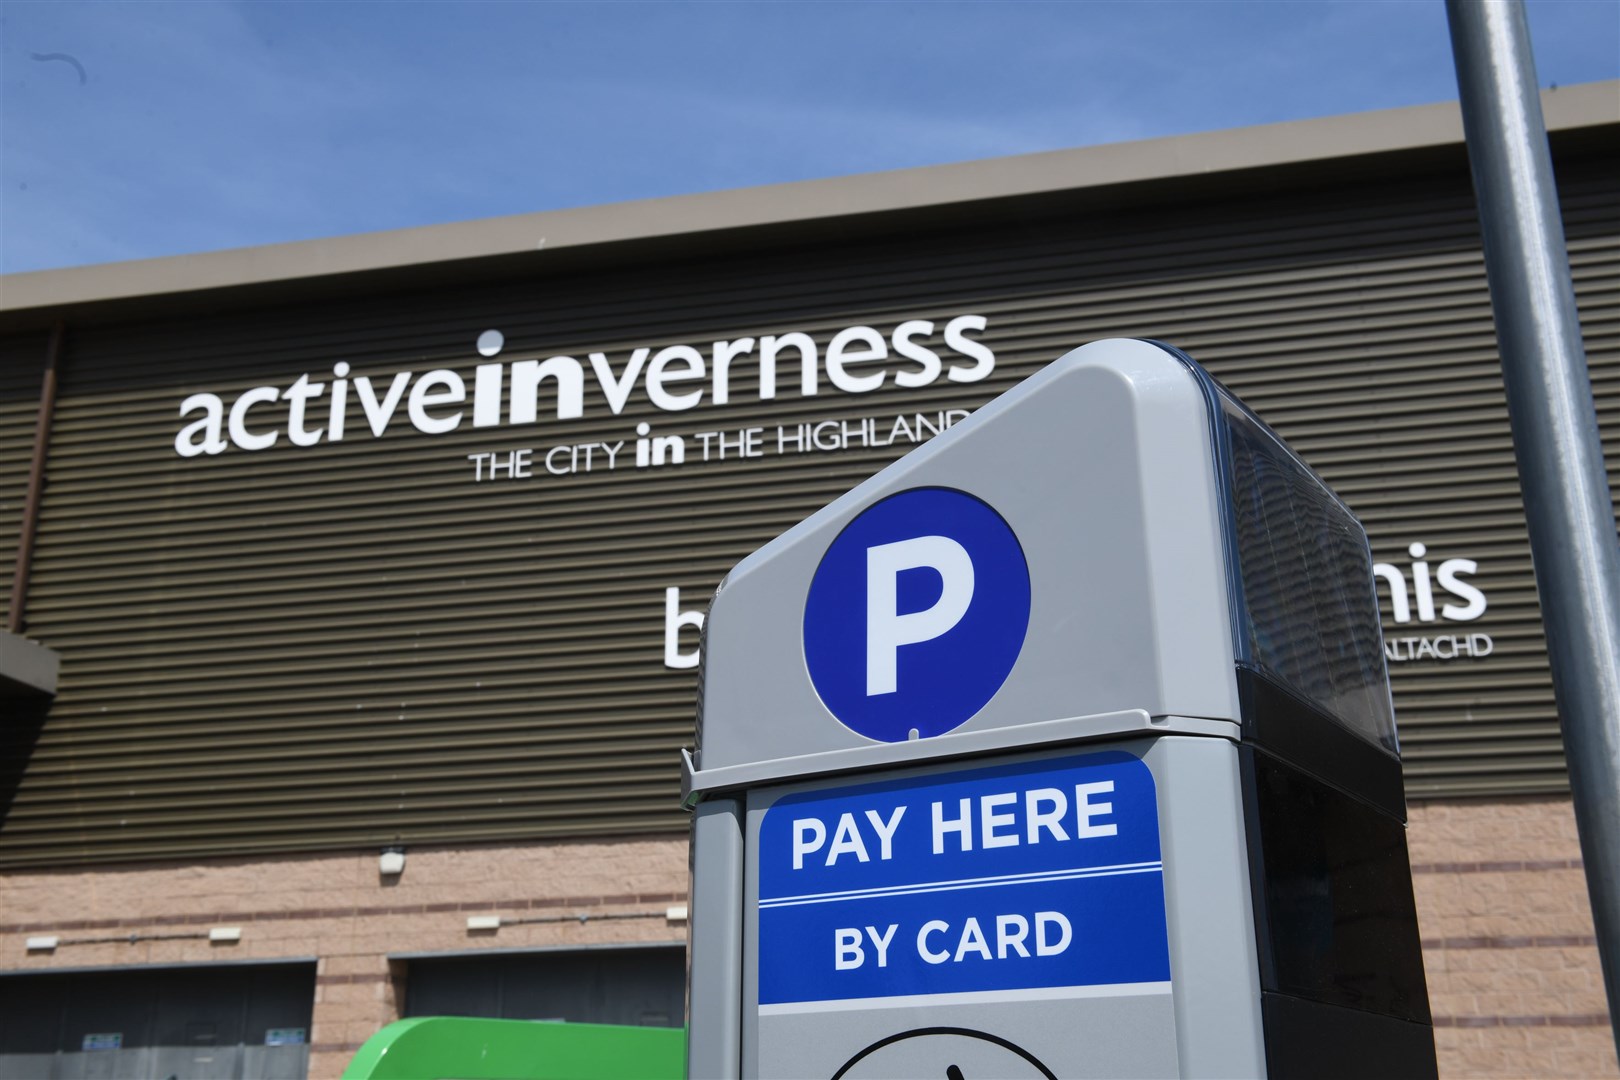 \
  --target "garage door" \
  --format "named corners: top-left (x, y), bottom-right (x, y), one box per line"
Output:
top-left (0, 962), bottom-right (313, 1080)
top-left (404, 946), bottom-right (683, 1028)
